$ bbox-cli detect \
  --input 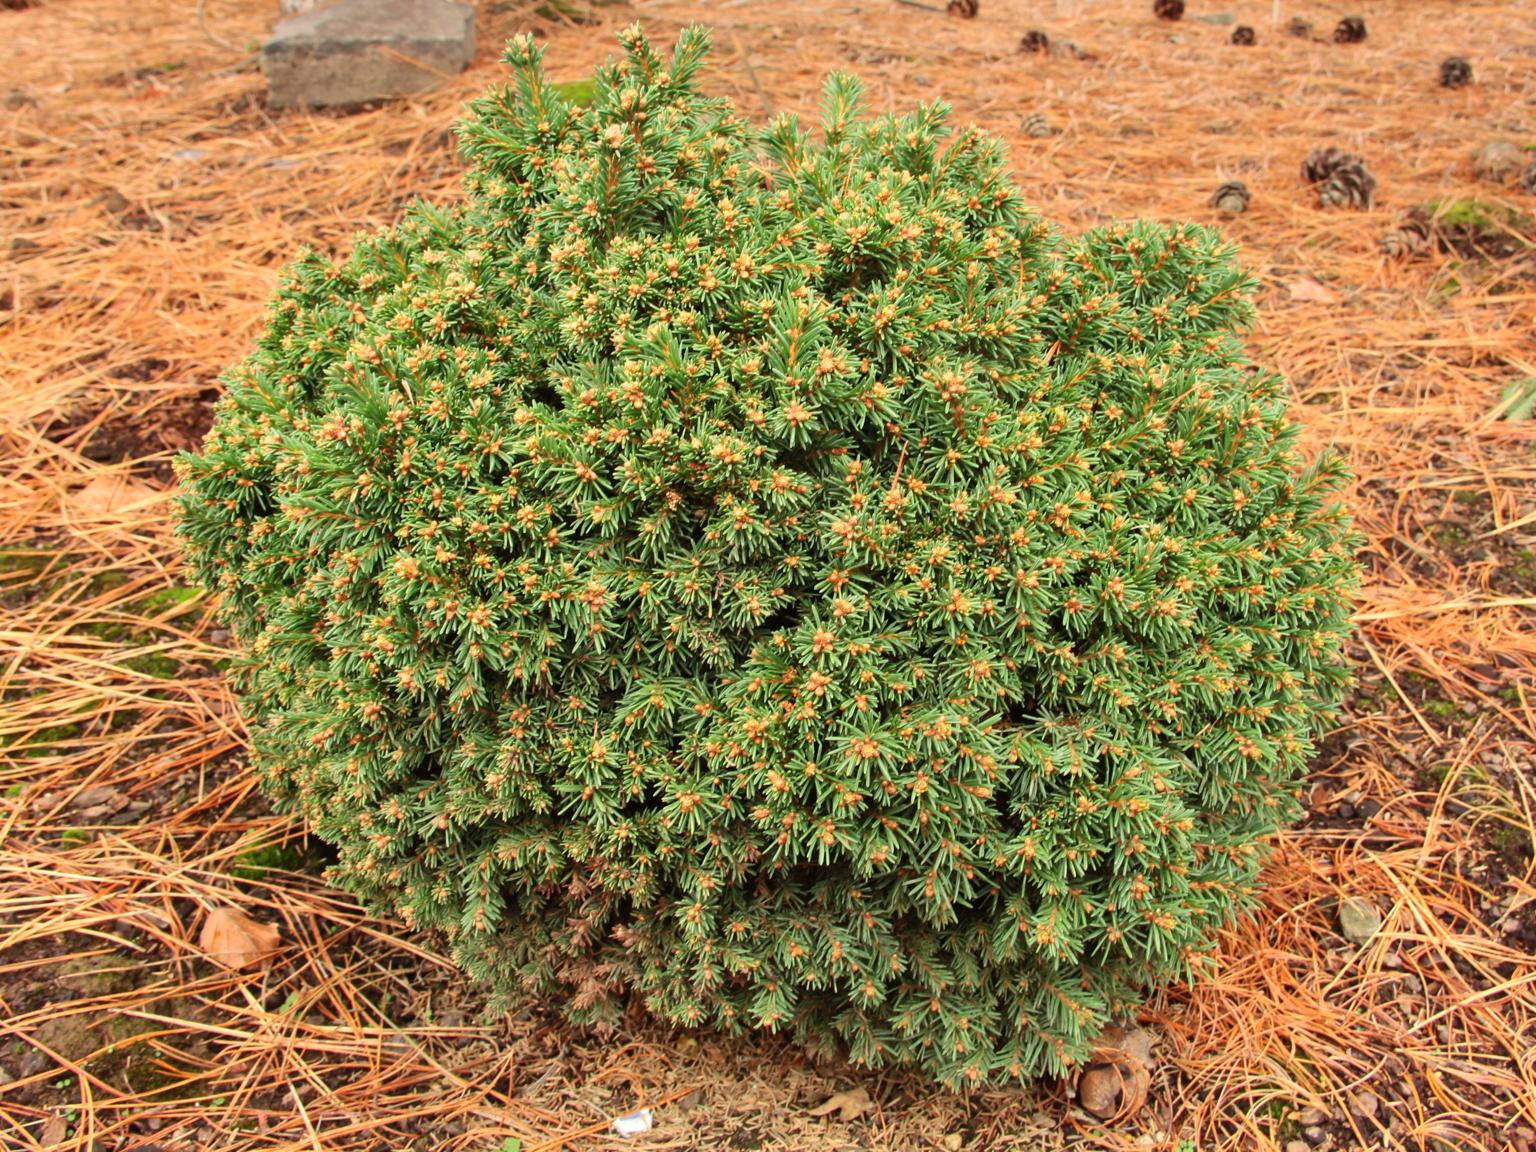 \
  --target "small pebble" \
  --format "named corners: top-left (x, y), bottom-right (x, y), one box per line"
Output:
top-left (1339, 896), bottom-right (1383, 944)
top-left (1349, 1090), bottom-right (1381, 1122)
top-left (1473, 139), bottom-right (1524, 183)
